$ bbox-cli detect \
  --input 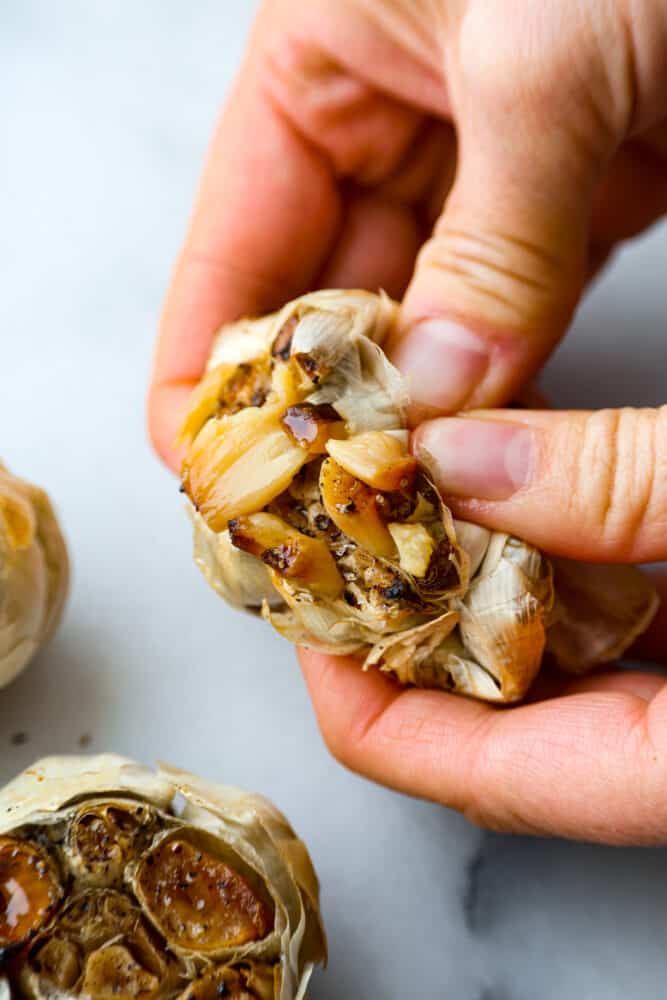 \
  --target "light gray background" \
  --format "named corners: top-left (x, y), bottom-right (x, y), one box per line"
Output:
top-left (1, 4), bottom-right (665, 998)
